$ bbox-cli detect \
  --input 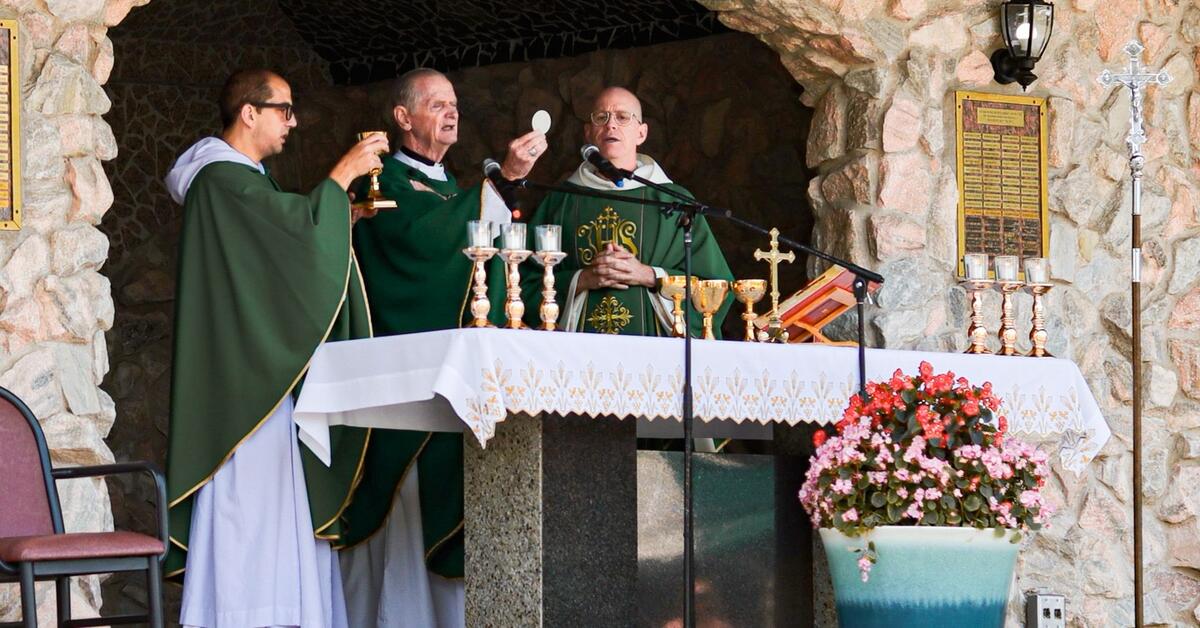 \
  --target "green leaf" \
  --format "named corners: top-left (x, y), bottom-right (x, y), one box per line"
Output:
top-left (993, 527), bottom-right (1006, 538)
top-left (886, 502), bottom-right (901, 523)
top-left (871, 492), bottom-right (886, 508)
top-left (980, 484), bottom-right (994, 499)
top-left (964, 494), bottom-right (983, 512)
top-left (1009, 531), bottom-right (1023, 544)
